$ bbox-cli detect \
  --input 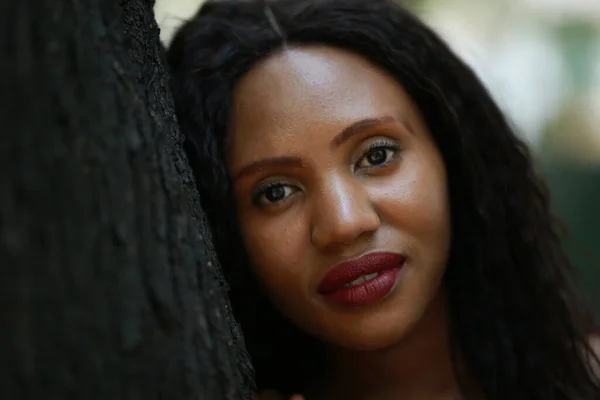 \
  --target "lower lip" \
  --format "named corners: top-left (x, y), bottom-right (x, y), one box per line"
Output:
top-left (321, 267), bottom-right (402, 308)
